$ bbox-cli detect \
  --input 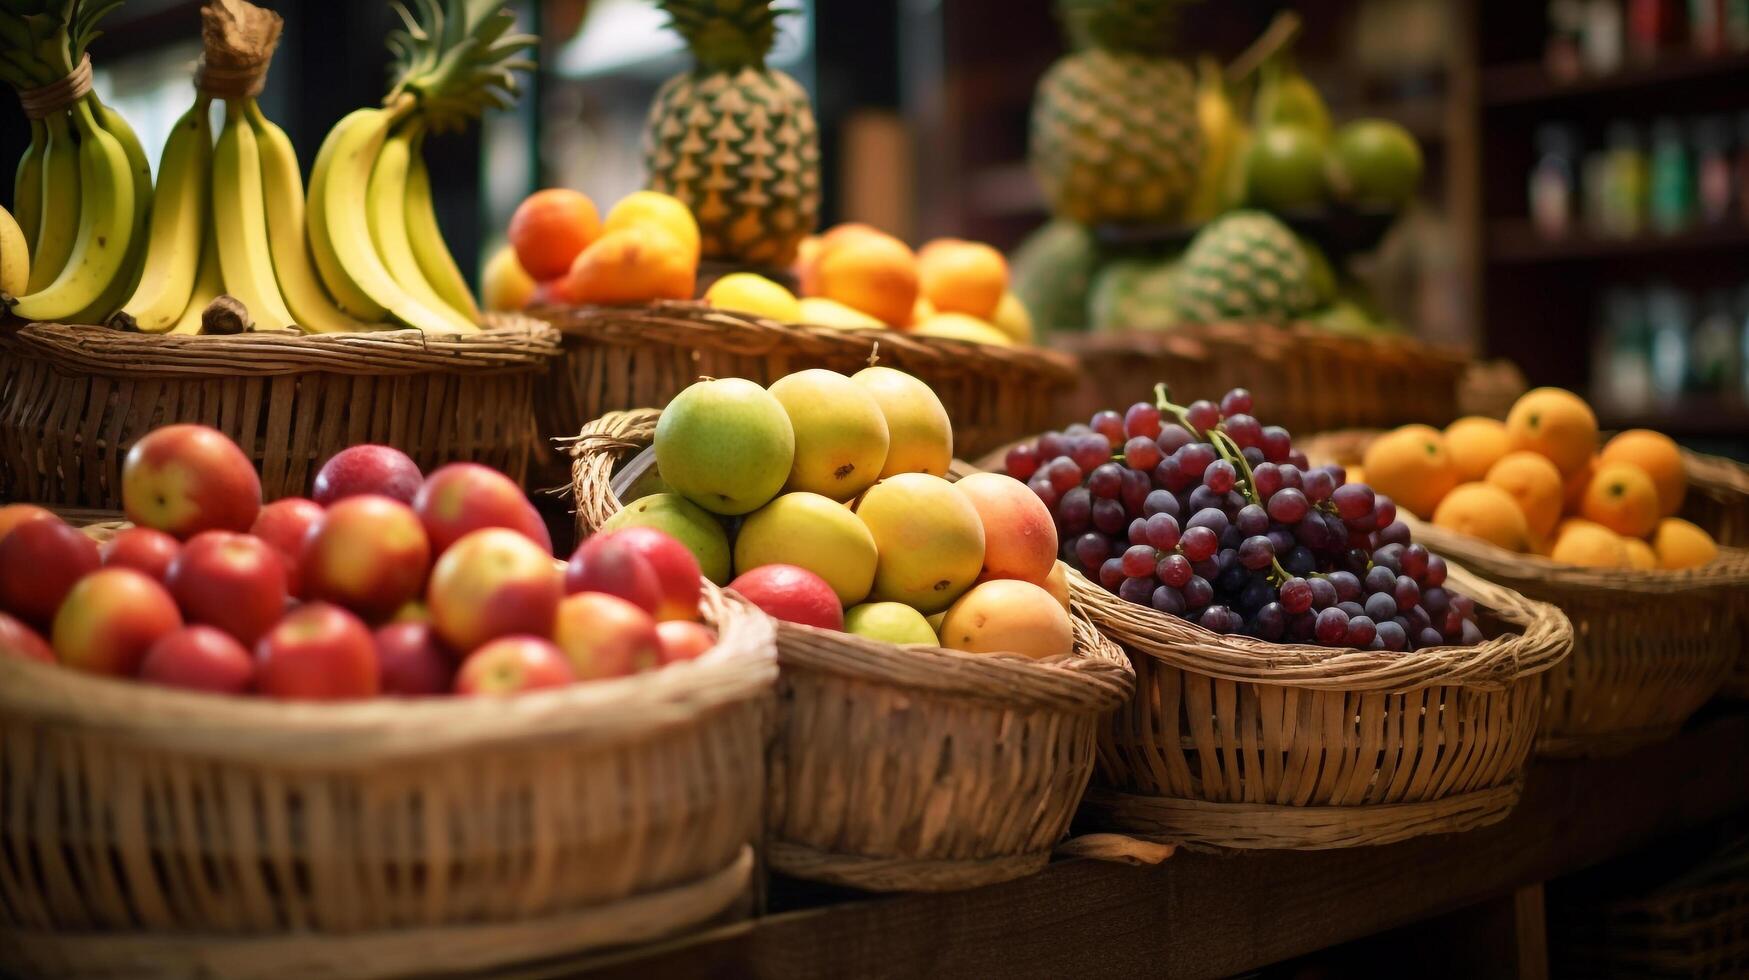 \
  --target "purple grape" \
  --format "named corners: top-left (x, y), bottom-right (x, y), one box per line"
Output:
top-left (1046, 457), bottom-right (1083, 493)
top-left (1277, 464), bottom-right (1304, 490)
top-left (1253, 602), bottom-right (1286, 641)
top-left (1144, 513), bottom-right (1181, 551)
top-left (1065, 423), bottom-right (1092, 436)
top-left (1328, 570), bottom-right (1361, 602)
top-left (1180, 525), bottom-right (1218, 561)
top-left (1332, 483), bottom-right (1373, 521)
top-left (1422, 586), bottom-right (1449, 617)
top-left (1238, 535), bottom-right (1275, 570)
top-left (1424, 554), bottom-right (1448, 588)
top-left (1120, 544), bottom-right (1157, 578)
top-left (1293, 516), bottom-right (1330, 550)
top-left (1087, 462), bottom-right (1123, 499)
top-left (1036, 432), bottom-right (1067, 461)
top-left (1279, 577), bottom-right (1312, 613)
top-left (1259, 426), bottom-right (1292, 463)
top-left (1379, 521), bottom-right (1412, 546)
top-left (1393, 575), bottom-right (1420, 612)
top-left (1374, 495), bottom-right (1398, 528)
top-left (1374, 544), bottom-right (1405, 574)
top-left (1287, 611), bottom-right (1316, 641)
top-left (1314, 607), bottom-right (1350, 645)
top-left (1449, 592), bottom-right (1476, 619)
top-left (1028, 473), bottom-right (1061, 509)
top-left (1204, 459), bottom-right (1236, 493)
top-left (1188, 485), bottom-right (1223, 517)
top-left (1151, 585), bottom-right (1186, 616)
top-left (1190, 557), bottom-right (1219, 580)
top-left (1302, 468), bottom-right (1334, 503)
top-left (1153, 456), bottom-right (1188, 491)
top-left (1459, 620), bottom-right (1484, 645)
top-left (1099, 558), bottom-right (1124, 590)
top-left (1416, 627), bottom-right (1445, 650)
top-left (1376, 620), bottom-right (1407, 651)
top-left (1185, 400), bottom-right (1221, 432)
top-left (1175, 443), bottom-right (1215, 479)
top-left (1092, 498), bottom-right (1127, 534)
top-left (1346, 615), bottom-right (1377, 646)
top-left (1157, 553), bottom-right (1192, 587)
top-left (1220, 388), bottom-right (1253, 416)
top-left (1218, 527), bottom-right (1244, 554)
top-left (1120, 469), bottom-right (1150, 513)
top-left (1286, 449), bottom-right (1309, 469)
top-left (1408, 605), bottom-right (1433, 632)
top-left (1365, 566), bottom-right (1396, 595)
top-left (1155, 424), bottom-right (1194, 455)
top-left (1308, 577), bottom-right (1338, 609)
top-left (1119, 576), bottom-right (1154, 605)
top-left (1338, 600), bottom-right (1365, 618)
top-left (1006, 444), bottom-right (1041, 481)
top-left (1442, 610), bottom-right (1465, 639)
top-left (1267, 528), bottom-right (1296, 555)
top-left (1242, 447), bottom-right (1267, 468)
top-left (1267, 488), bottom-right (1309, 523)
top-left (1216, 560), bottom-right (1248, 593)
top-left (1187, 507), bottom-right (1229, 537)
top-left (1070, 434), bottom-right (1113, 472)
top-left (1345, 547), bottom-right (1372, 573)
top-left (1200, 605), bottom-right (1238, 634)
top-left (1075, 533), bottom-right (1110, 570)
top-left (1183, 575), bottom-right (1213, 608)
top-left (1236, 504), bottom-right (1269, 536)
top-left (1059, 487), bottom-right (1092, 533)
top-left (1283, 545), bottom-right (1315, 576)
top-left (1143, 489), bottom-right (1180, 518)
top-left (1321, 464), bottom-right (1348, 486)
top-left (1251, 462), bottom-right (1283, 500)
top-left (1239, 576), bottom-right (1276, 613)
top-left (1401, 544), bottom-right (1429, 581)
top-left (1222, 414), bottom-right (1262, 449)
top-left (1124, 436), bottom-right (1163, 472)
top-left (1128, 518), bottom-right (1150, 545)
top-left (1364, 592), bottom-right (1397, 621)
top-left (1090, 410), bottom-right (1125, 445)
top-left (1224, 490), bottom-right (1248, 514)
top-left (1124, 402), bottom-right (1162, 440)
